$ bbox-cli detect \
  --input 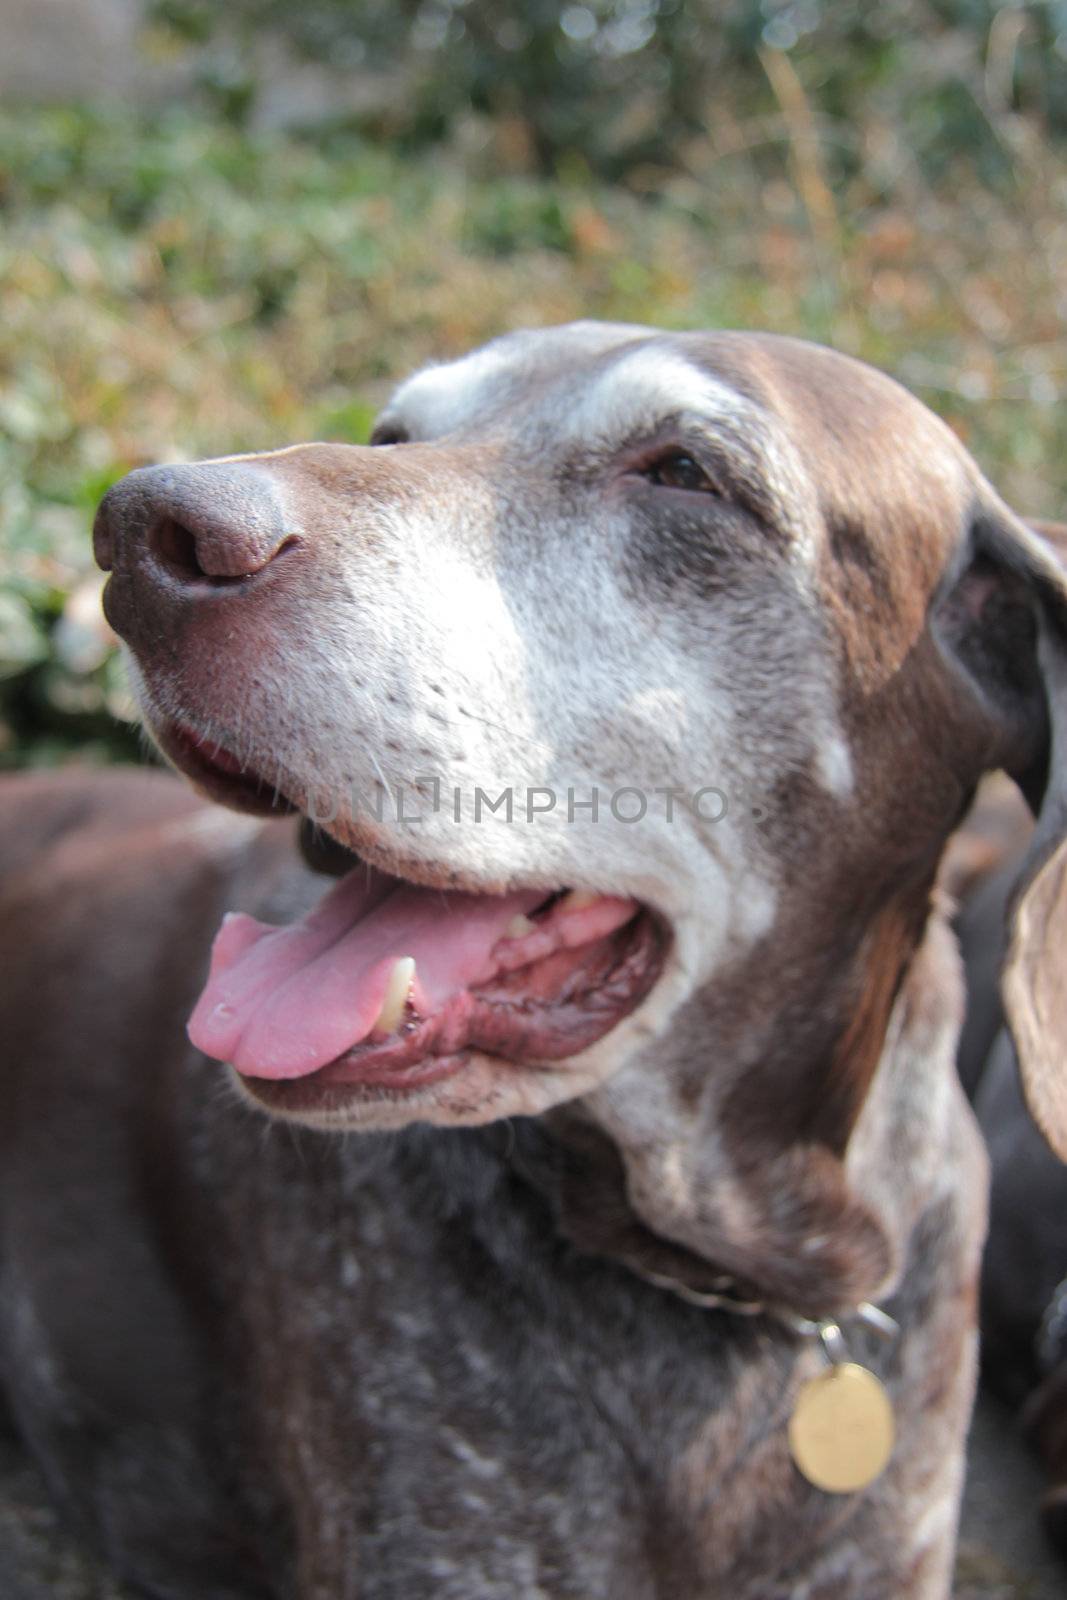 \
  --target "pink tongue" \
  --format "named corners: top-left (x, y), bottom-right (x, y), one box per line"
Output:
top-left (187, 869), bottom-right (545, 1079)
